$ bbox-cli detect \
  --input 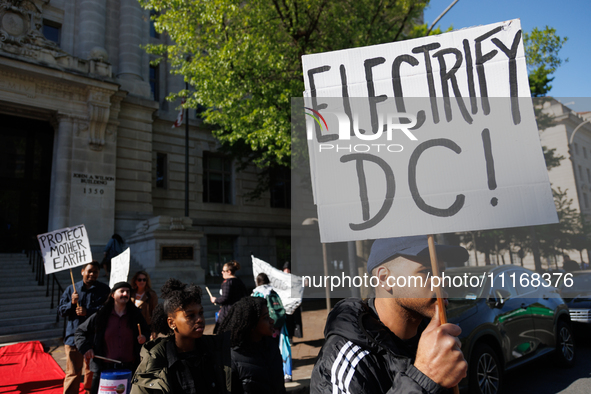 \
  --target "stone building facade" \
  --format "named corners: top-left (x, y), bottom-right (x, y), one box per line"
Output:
top-left (0, 0), bottom-right (291, 285)
top-left (538, 98), bottom-right (591, 266)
